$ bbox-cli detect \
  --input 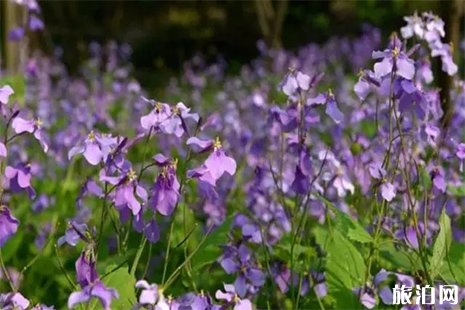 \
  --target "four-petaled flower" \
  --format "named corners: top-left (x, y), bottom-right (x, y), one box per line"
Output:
top-left (0, 206), bottom-right (20, 247)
